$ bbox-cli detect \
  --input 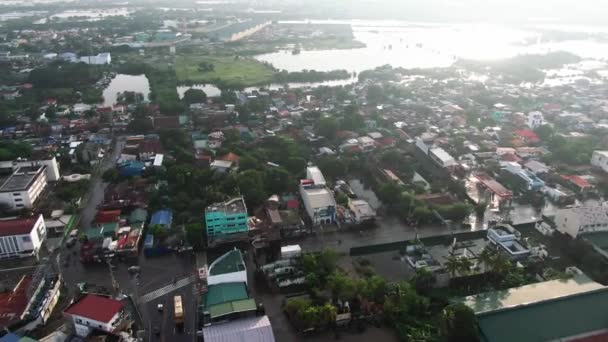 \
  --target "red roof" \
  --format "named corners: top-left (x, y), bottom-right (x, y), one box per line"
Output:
top-left (562, 175), bottom-right (592, 189)
top-left (571, 331), bottom-right (608, 342)
top-left (217, 152), bottom-right (240, 163)
top-left (0, 276), bottom-right (31, 328)
top-left (95, 210), bottom-right (121, 224)
top-left (286, 199), bottom-right (299, 210)
top-left (501, 153), bottom-right (522, 163)
top-left (64, 294), bottom-right (124, 323)
top-left (377, 137), bottom-right (396, 147)
top-left (0, 216), bottom-right (39, 237)
top-left (514, 130), bottom-right (540, 142)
